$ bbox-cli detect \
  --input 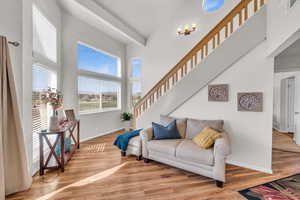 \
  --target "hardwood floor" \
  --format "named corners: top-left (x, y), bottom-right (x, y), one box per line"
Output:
top-left (7, 131), bottom-right (300, 200)
top-left (273, 130), bottom-right (300, 153)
